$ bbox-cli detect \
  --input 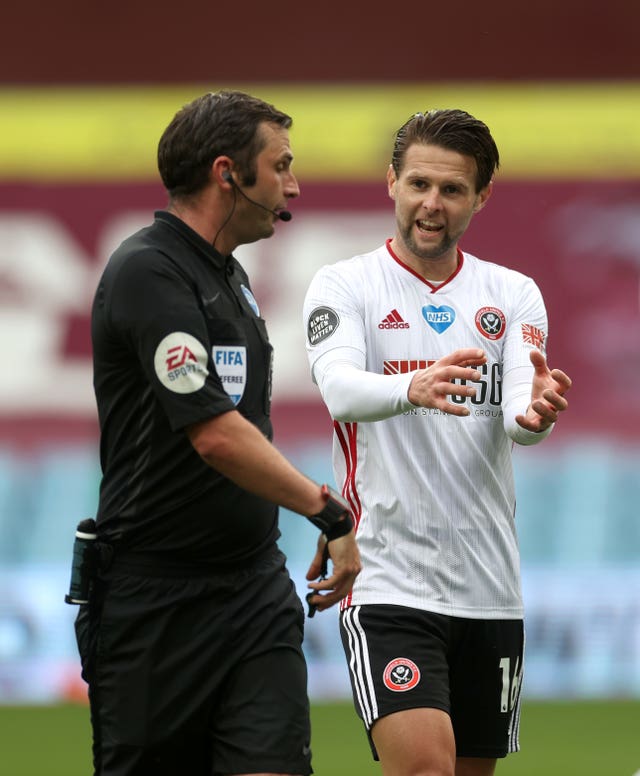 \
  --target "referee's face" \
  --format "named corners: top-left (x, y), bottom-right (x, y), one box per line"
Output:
top-left (387, 142), bottom-right (491, 280)
top-left (234, 122), bottom-right (299, 245)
